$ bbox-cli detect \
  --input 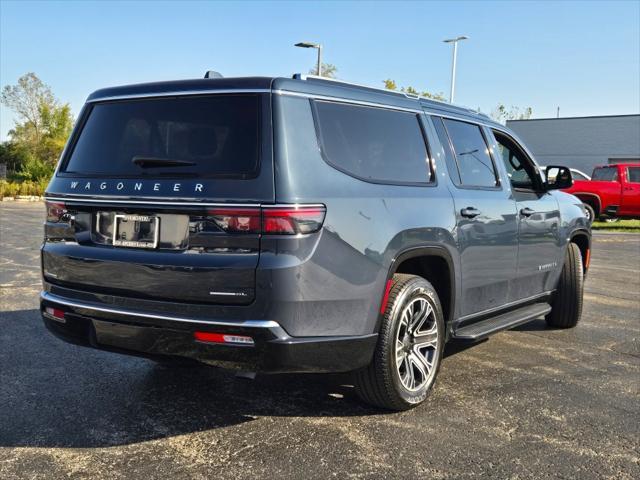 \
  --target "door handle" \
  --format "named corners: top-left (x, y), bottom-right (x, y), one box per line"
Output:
top-left (520, 207), bottom-right (535, 217)
top-left (460, 207), bottom-right (481, 218)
